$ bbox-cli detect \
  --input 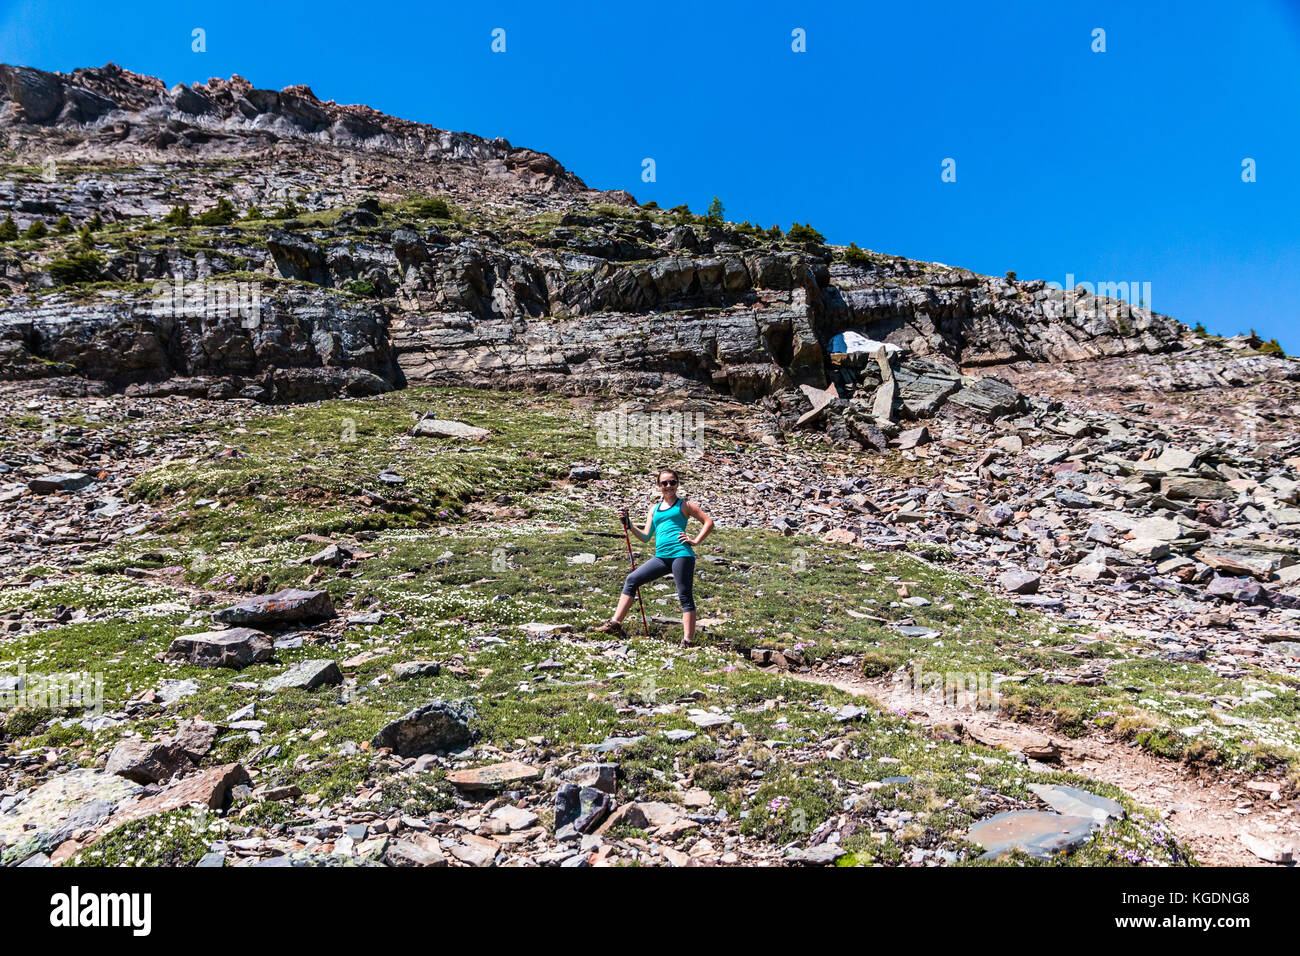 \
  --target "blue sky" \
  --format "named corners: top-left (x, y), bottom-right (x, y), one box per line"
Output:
top-left (3, 0), bottom-right (1298, 349)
